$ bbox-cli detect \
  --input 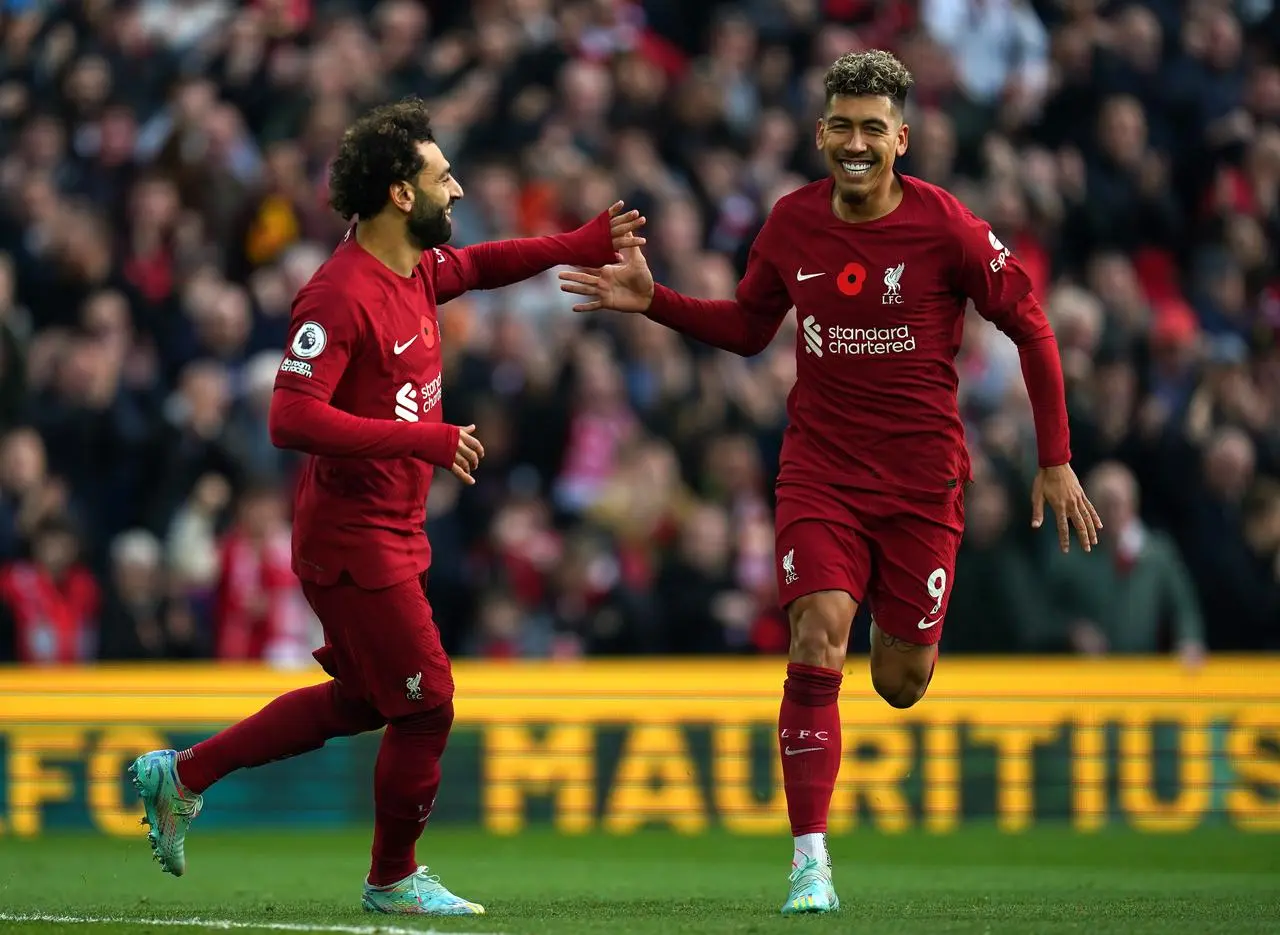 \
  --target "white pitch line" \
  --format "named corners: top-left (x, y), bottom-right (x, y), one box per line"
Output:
top-left (0, 913), bottom-right (506, 935)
